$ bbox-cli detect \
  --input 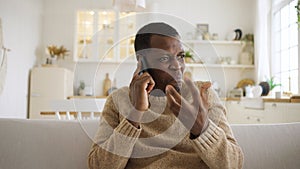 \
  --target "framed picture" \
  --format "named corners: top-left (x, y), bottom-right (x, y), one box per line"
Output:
top-left (196, 24), bottom-right (209, 33)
